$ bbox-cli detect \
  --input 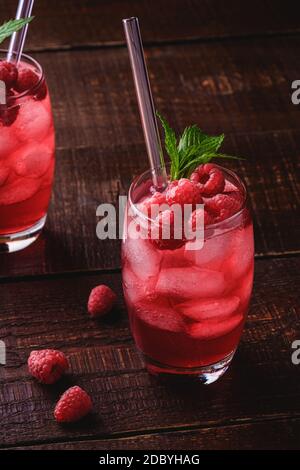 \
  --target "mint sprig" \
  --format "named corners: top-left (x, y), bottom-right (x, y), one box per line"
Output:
top-left (157, 112), bottom-right (243, 180)
top-left (0, 17), bottom-right (34, 45)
